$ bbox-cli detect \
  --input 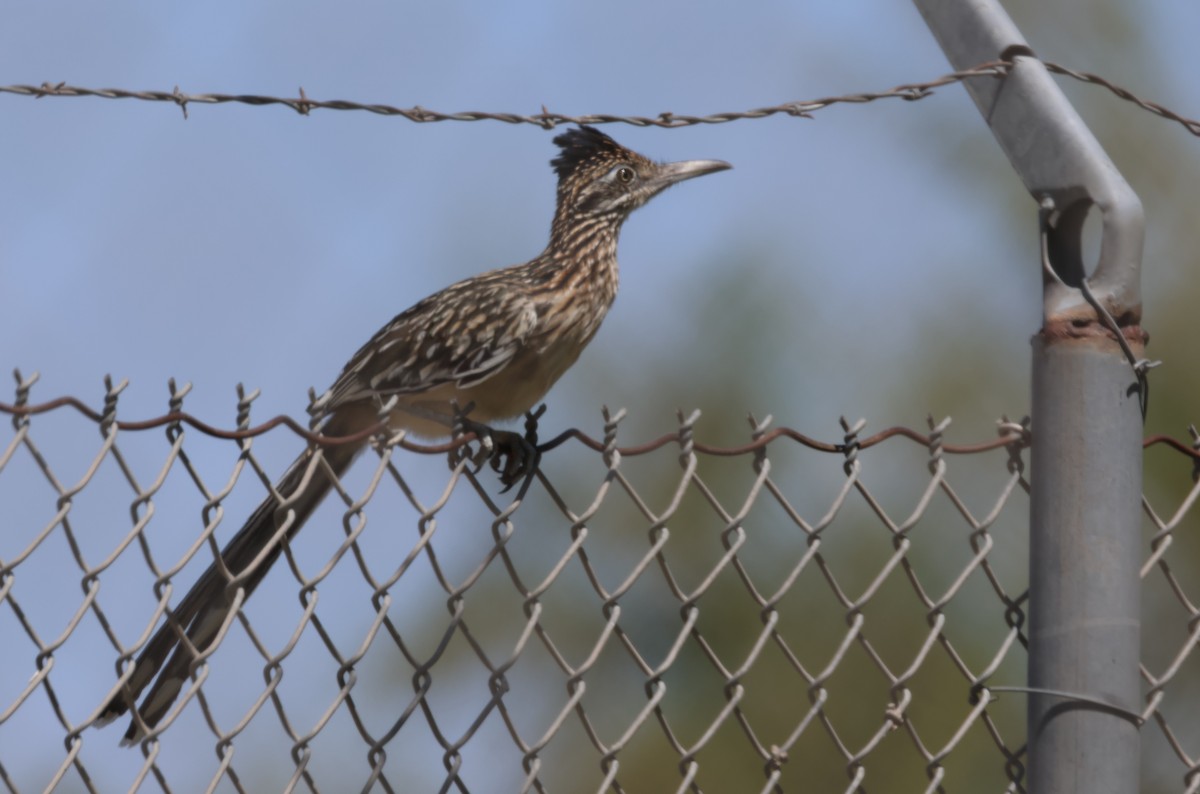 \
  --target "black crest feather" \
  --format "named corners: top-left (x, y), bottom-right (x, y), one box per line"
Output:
top-left (550, 126), bottom-right (626, 180)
